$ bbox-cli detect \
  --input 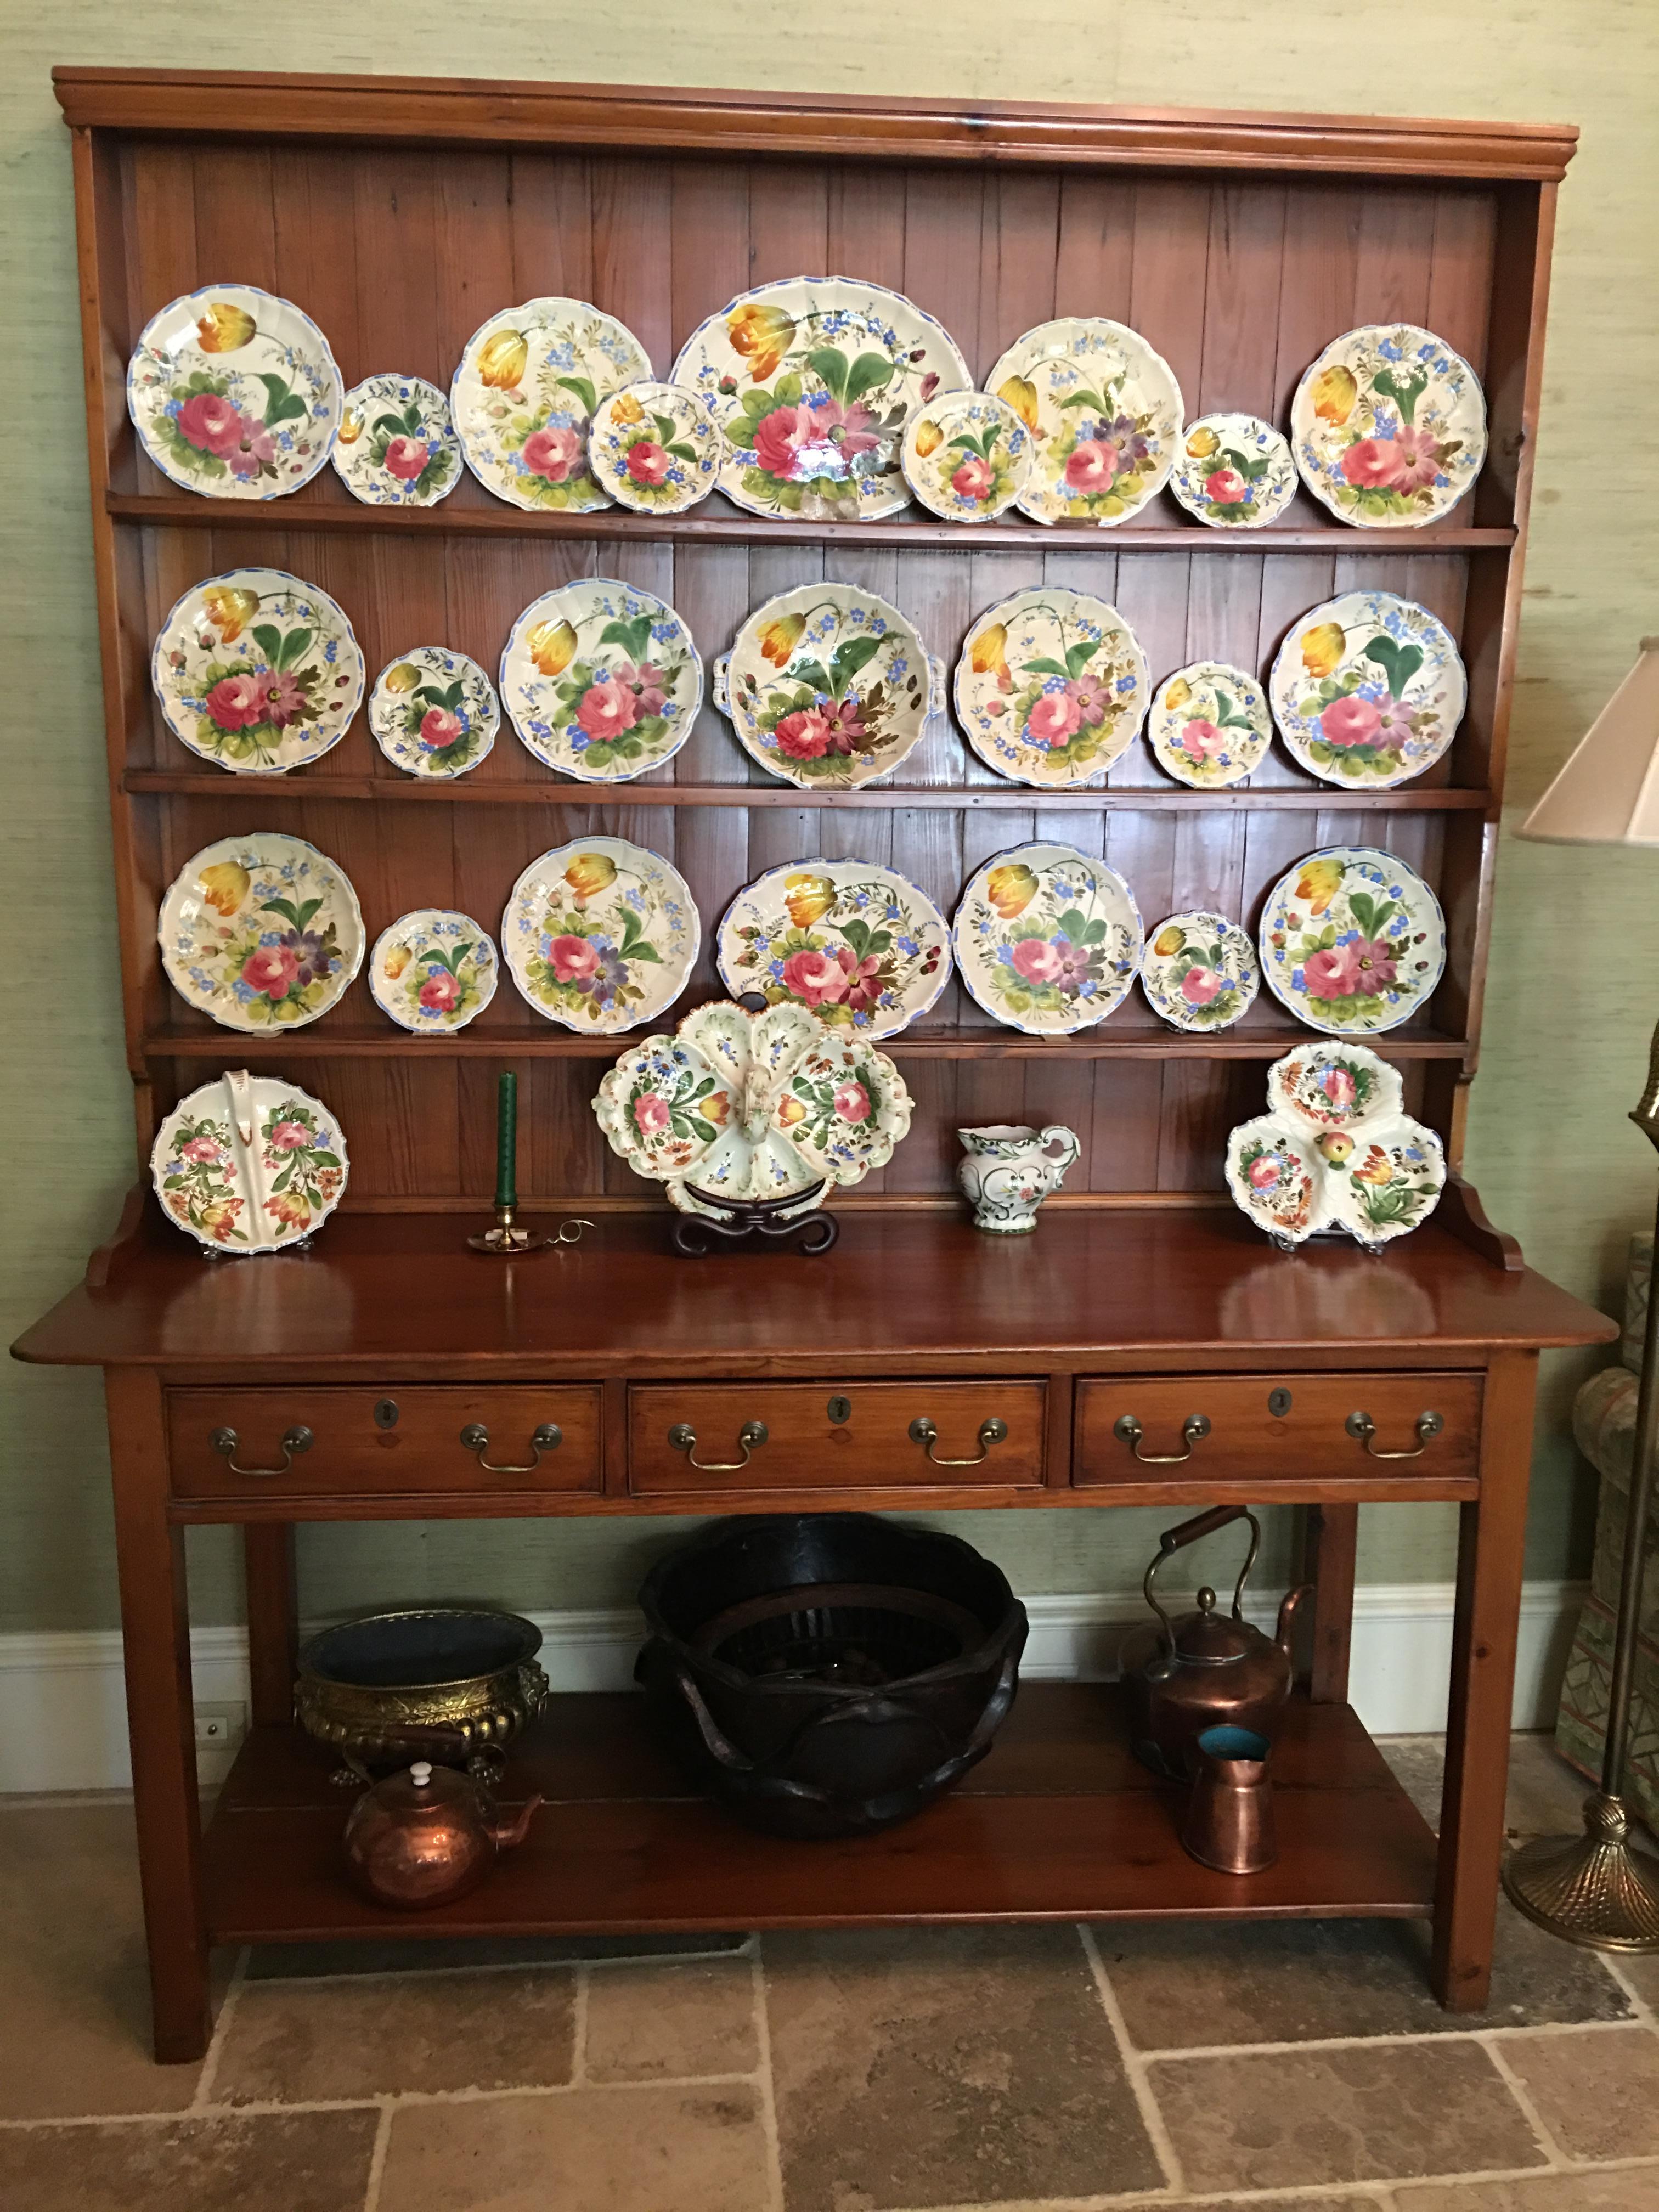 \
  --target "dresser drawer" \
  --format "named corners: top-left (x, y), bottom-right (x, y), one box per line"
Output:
top-left (1073, 1372), bottom-right (1482, 1488)
top-left (167, 1386), bottom-right (603, 1501)
top-left (627, 1381), bottom-right (1046, 1495)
